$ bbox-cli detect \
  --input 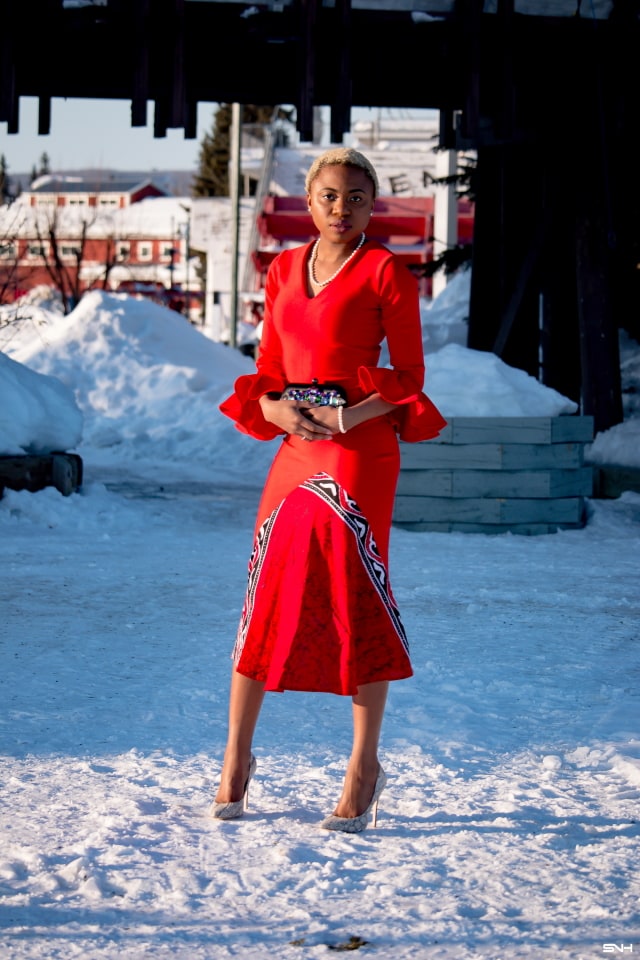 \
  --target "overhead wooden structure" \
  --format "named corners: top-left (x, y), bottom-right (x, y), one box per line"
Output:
top-left (1, 0), bottom-right (638, 433)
